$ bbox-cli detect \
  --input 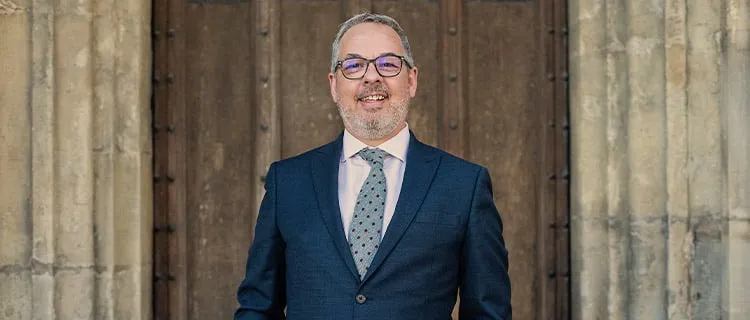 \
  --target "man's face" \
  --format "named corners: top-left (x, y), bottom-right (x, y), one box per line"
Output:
top-left (329, 23), bottom-right (418, 142)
